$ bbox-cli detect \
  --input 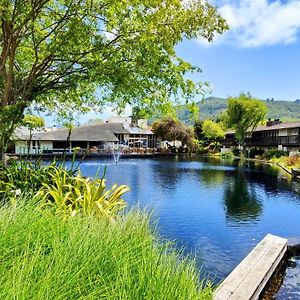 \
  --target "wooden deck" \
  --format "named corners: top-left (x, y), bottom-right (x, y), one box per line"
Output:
top-left (214, 234), bottom-right (288, 300)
